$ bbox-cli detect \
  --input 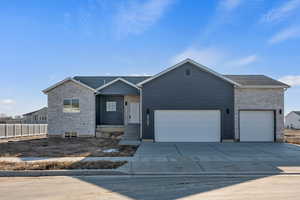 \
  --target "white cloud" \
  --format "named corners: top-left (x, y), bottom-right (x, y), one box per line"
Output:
top-left (279, 75), bottom-right (300, 86)
top-left (261, 0), bottom-right (300, 23)
top-left (171, 48), bottom-right (258, 70)
top-left (114, 0), bottom-right (174, 37)
top-left (268, 26), bottom-right (300, 44)
top-left (0, 99), bottom-right (16, 116)
top-left (170, 47), bottom-right (226, 67)
top-left (0, 99), bottom-right (15, 105)
top-left (229, 55), bottom-right (258, 66)
top-left (219, 0), bottom-right (242, 11)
